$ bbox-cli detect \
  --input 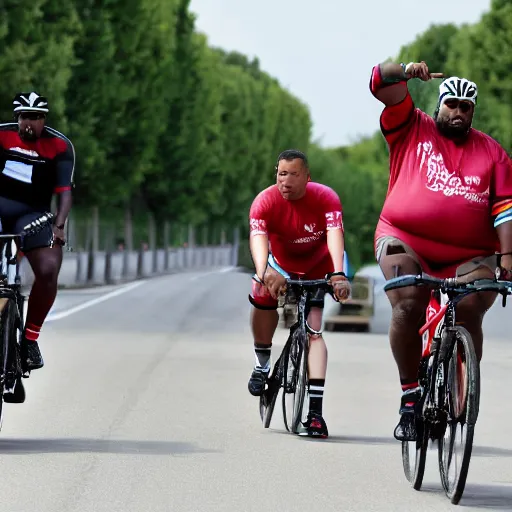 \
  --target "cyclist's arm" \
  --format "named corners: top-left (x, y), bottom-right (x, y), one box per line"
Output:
top-left (249, 195), bottom-right (270, 281)
top-left (249, 233), bottom-right (269, 282)
top-left (53, 140), bottom-right (75, 227)
top-left (324, 192), bottom-right (345, 273)
top-left (491, 149), bottom-right (512, 256)
top-left (370, 62), bottom-right (417, 146)
top-left (370, 62), bottom-right (409, 106)
top-left (327, 228), bottom-right (345, 273)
